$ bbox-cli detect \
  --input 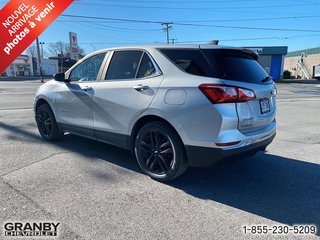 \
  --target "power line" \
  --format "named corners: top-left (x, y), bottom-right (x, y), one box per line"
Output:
top-left (60, 16), bottom-right (163, 43)
top-left (174, 15), bottom-right (320, 23)
top-left (61, 14), bottom-right (320, 33)
top-left (174, 22), bottom-right (320, 32)
top-left (178, 34), bottom-right (320, 43)
top-left (62, 14), bottom-right (164, 24)
top-left (89, 0), bottom-right (263, 3)
top-left (90, 0), bottom-right (312, 3)
top-left (58, 19), bottom-right (160, 32)
top-left (59, 15), bottom-right (320, 23)
top-left (75, 2), bottom-right (316, 10)
top-left (61, 21), bottom-right (145, 43)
